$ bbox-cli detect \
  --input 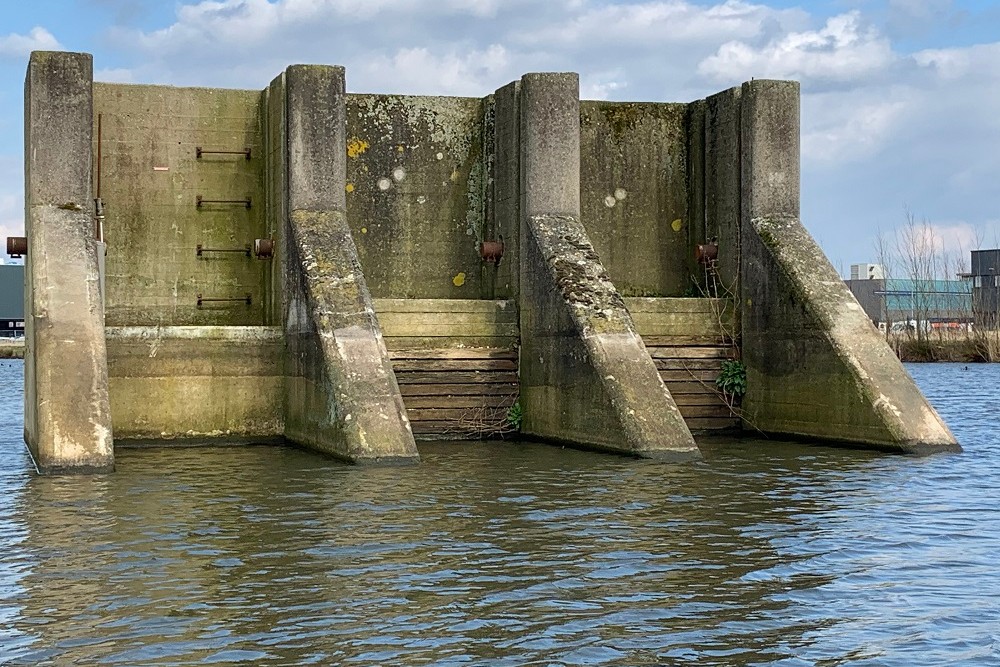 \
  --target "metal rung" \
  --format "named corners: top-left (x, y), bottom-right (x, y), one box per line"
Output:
top-left (197, 244), bottom-right (251, 257)
top-left (196, 195), bottom-right (252, 209)
top-left (196, 146), bottom-right (251, 159)
top-left (197, 293), bottom-right (252, 308)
